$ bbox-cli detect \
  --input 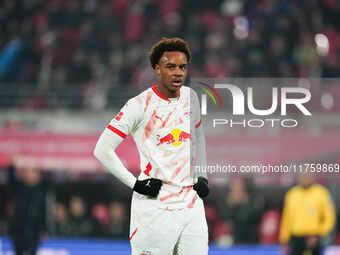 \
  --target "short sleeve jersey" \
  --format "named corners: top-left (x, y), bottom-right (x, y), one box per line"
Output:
top-left (107, 84), bottom-right (202, 209)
